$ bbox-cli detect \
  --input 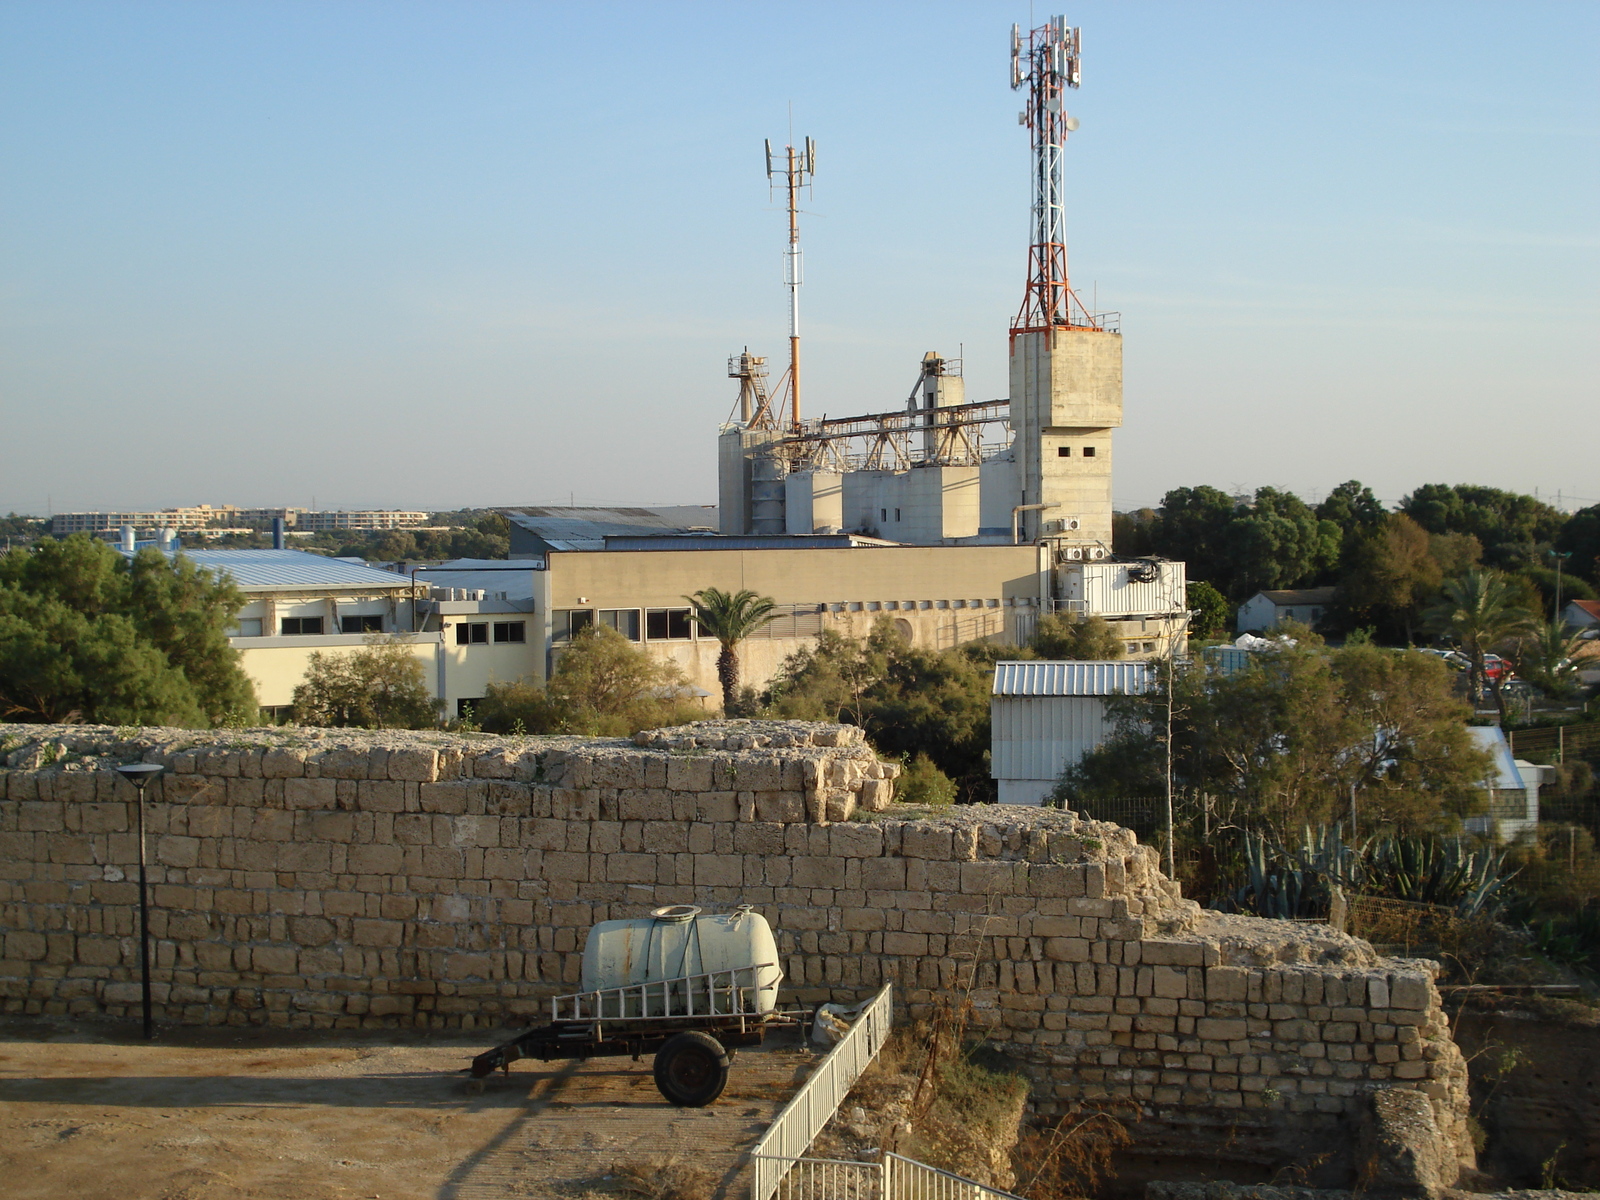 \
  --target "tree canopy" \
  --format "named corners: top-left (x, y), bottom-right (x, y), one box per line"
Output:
top-left (1030, 612), bottom-right (1124, 660)
top-left (0, 534), bottom-right (256, 726)
top-left (292, 636), bottom-right (441, 729)
top-left (1400, 484), bottom-right (1564, 571)
top-left (1058, 634), bottom-right (1492, 838)
top-left (1148, 485), bottom-right (1340, 599)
